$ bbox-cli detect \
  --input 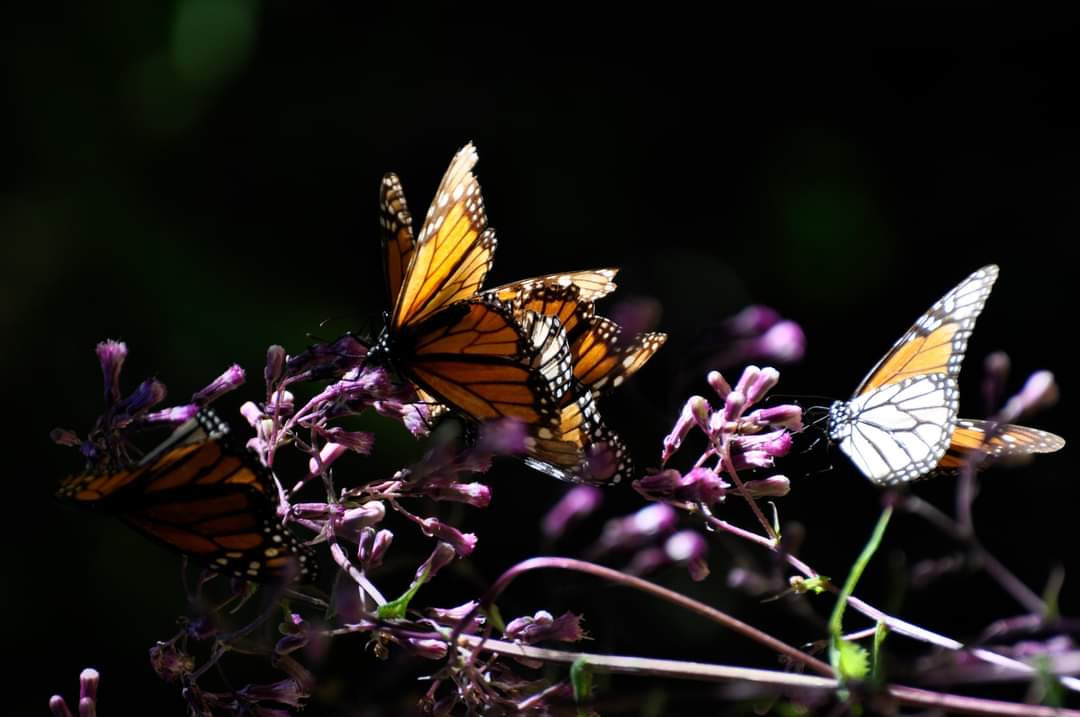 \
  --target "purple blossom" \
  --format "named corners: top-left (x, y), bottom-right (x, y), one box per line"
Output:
top-left (705, 307), bottom-right (806, 368)
top-left (265, 389), bottom-right (294, 416)
top-left (358, 527), bottom-right (393, 569)
top-left (419, 480), bottom-right (492, 507)
top-left (415, 541), bottom-right (457, 583)
top-left (1002, 370), bottom-right (1059, 420)
top-left (322, 427), bottom-right (375, 454)
top-left (97, 340), bottom-right (126, 405)
top-left (665, 530), bottom-right (710, 581)
top-left (419, 518), bottom-right (477, 557)
top-left (742, 475), bottom-right (791, 498)
top-left (284, 334), bottom-right (368, 382)
top-left (141, 404), bottom-right (199, 425)
top-left (633, 467), bottom-right (730, 506)
top-left (307, 441), bottom-right (347, 475)
top-left (661, 395), bottom-right (710, 464)
top-left (403, 637), bottom-right (449, 660)
top-left (48, 668), bottom-right (100, 717)
top-left (427, 601), bottom-right (485, 633)
top-left (475, 417), bottom-right (528, 456)
top-left (541, 485), bottom-right (603, 540)
top-left (264, 345), bottom-right (286, 388)
top-left (504, 610), bottom-right (585, 644)
top-left (594, 503), bottom-right (678, 555)
top-left (192, 364), bottom-right (246, 406)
